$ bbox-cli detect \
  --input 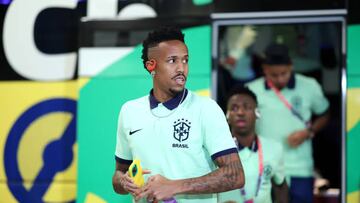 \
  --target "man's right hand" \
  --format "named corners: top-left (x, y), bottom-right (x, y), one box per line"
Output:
top-left (119, 171), bottom-right (142, 198)
top-left (113, 162), bottom-right (148, 197)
